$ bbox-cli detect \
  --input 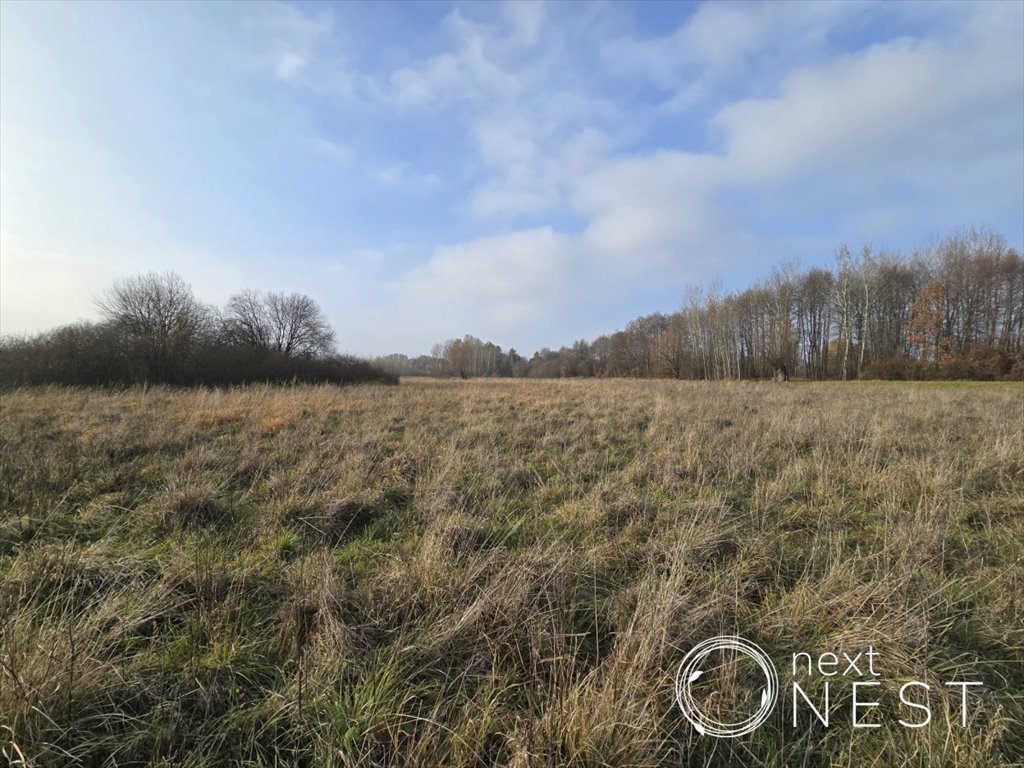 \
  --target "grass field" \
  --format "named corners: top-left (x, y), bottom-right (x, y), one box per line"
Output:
top-left (1, 379), bottom-right (1022, 767)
